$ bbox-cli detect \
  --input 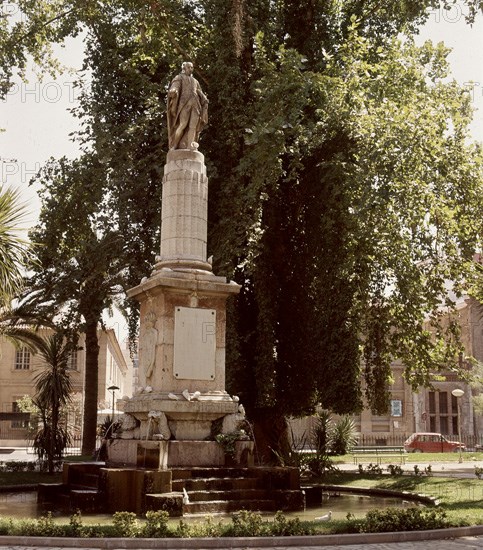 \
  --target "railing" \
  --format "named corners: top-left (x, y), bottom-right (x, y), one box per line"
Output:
top-left (356, 434), bottom-right (483, 450)
top-left (292, 431), bottom-right (483, 452)
top-left (63, 435), bottom-right (83, 456)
